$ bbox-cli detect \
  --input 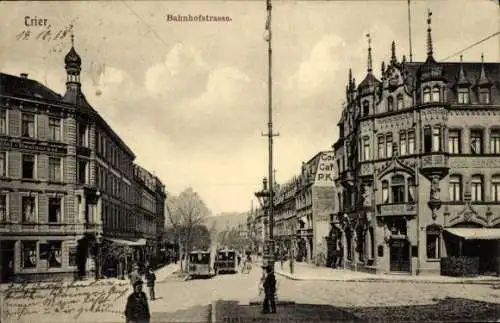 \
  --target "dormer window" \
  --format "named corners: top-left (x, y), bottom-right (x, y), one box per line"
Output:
top-left (362, 101), bottom-right (369, 116)
top-left (479, 88), bottom-right (491, 104)
top-left (387, 97), bottom-right (394, 112)
top-left (457, 88), bottom-right (469, 104)
top-left (423, 87), bottom-right (431, 103)
top-left (432, 86), bottom-right (440, 102)
top-left (397, 95), bottom-right (404, 110)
